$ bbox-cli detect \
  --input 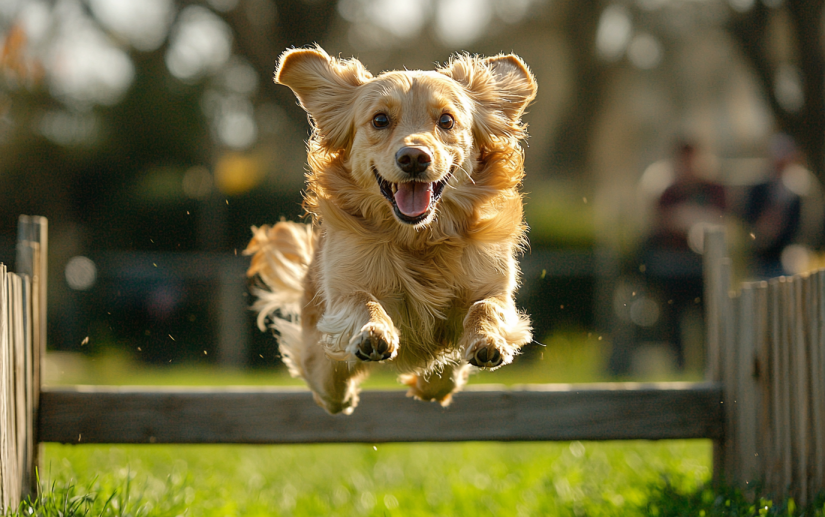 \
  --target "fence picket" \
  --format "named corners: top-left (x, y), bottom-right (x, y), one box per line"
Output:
top-left (721, 260), bottom-right (737, 481)
top-left (753, 281), bottom-right (769, 483)
top-left (737, 284), bottom-right (759, 487)
top-left (817, 270), bottom-right (825, 491)
top-left (793, 275), bottom-right (809, 503)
